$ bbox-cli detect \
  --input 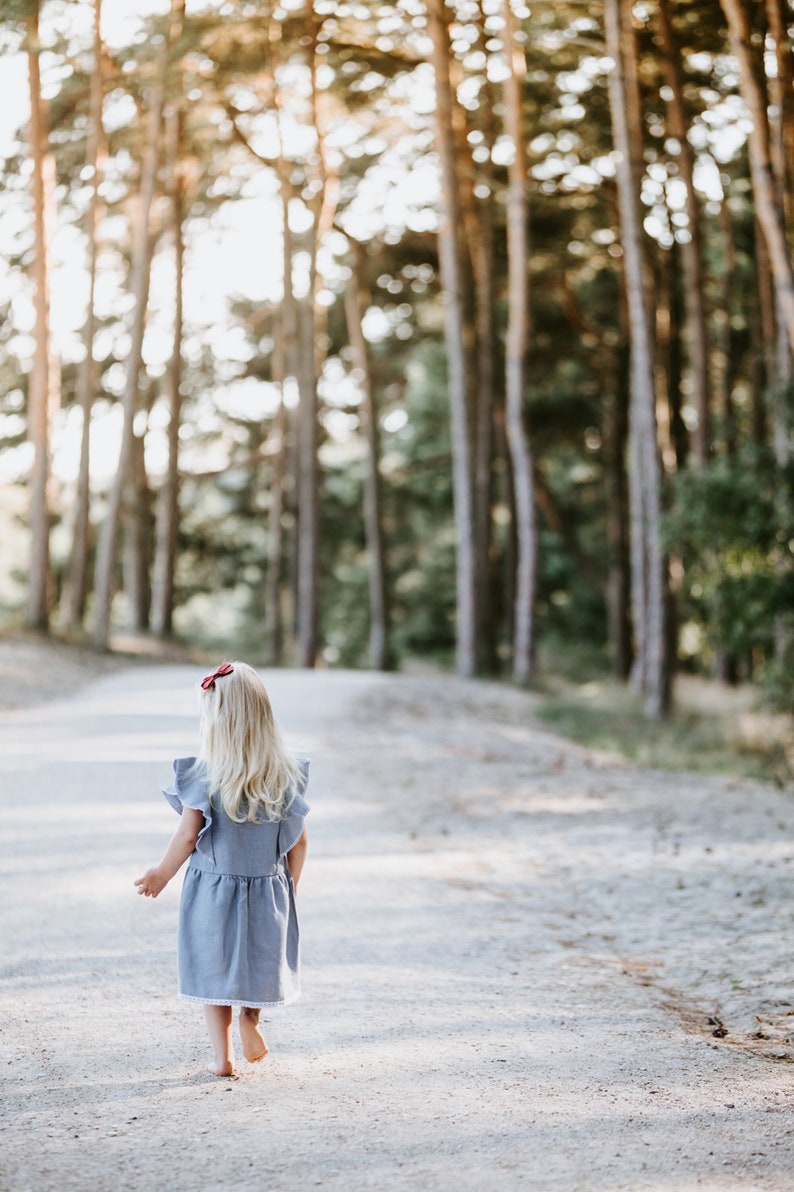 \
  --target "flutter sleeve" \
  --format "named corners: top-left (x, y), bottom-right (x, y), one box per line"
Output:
top-left (278, 757), bottom-right (311, 860)
top-left (162, 756), bottom-right (214, 863)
